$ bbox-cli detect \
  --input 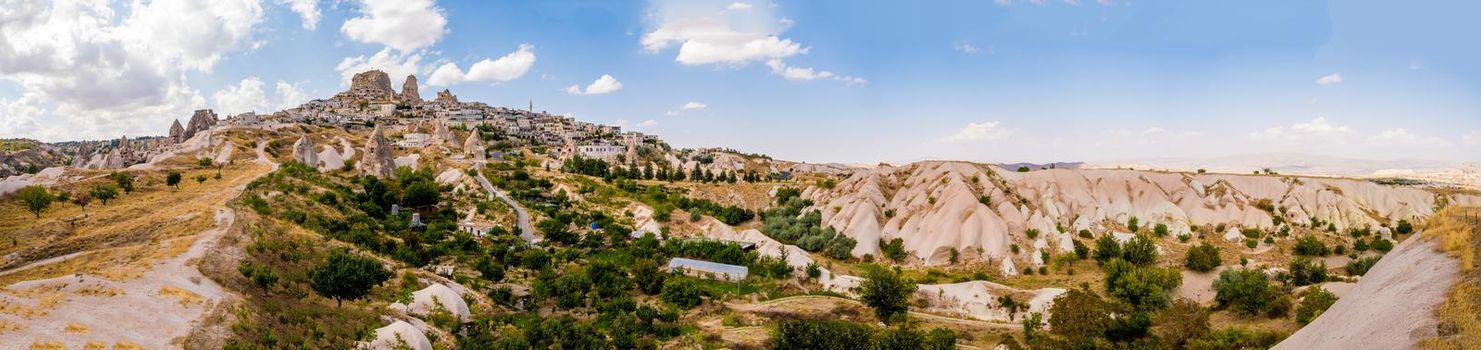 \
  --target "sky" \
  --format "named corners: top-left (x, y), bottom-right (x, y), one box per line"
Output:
top-left (2, 0), bottom-right (1479, 164)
